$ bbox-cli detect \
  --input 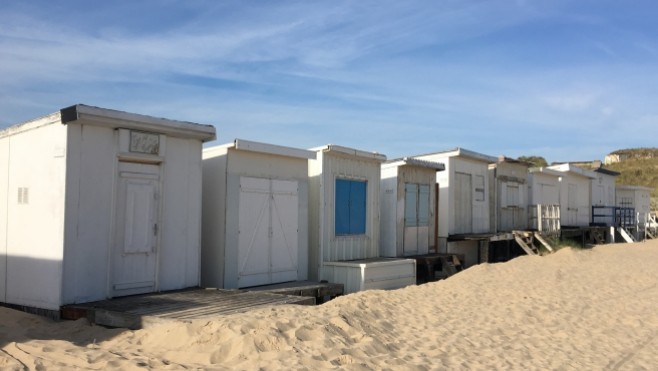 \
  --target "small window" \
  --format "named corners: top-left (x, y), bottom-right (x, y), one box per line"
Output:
top-left (335, 179), bottom-right (367, 235)
top-left (506, 184), bottom-right (519, 207)
top-left (17, 187), bottom-right (29, 205)
top-left (620, 197), bottom-right (633, 208)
